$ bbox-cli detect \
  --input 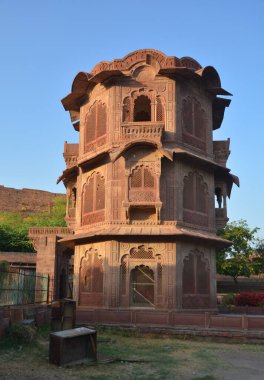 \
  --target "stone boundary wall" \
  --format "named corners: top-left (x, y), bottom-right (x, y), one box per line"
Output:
top-left (77, 308), bottom-right (264, 337)
top-left (0, 304), bottom-right (51, 337)
top-left (0, 185), bottom-right (64, 214)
